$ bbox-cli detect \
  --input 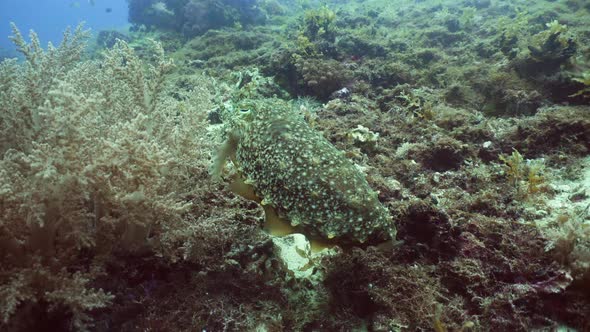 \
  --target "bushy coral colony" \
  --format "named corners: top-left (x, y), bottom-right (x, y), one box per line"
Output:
top-left (1, 0), bottom-right (590, 331)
